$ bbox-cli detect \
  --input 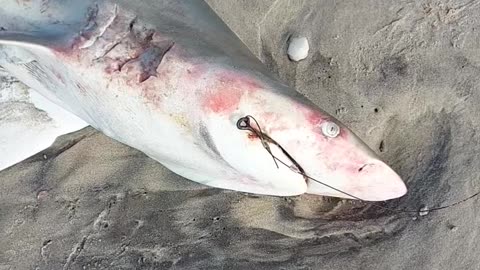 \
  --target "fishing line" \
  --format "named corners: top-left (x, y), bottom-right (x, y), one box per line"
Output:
top-left (236, 115), bottom-right (480, 216)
